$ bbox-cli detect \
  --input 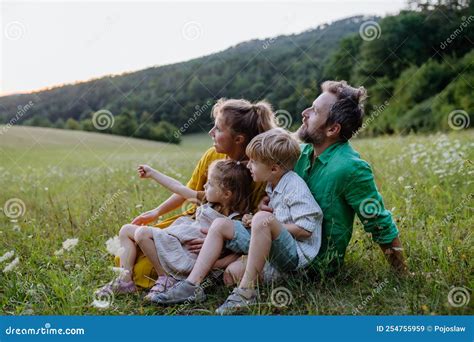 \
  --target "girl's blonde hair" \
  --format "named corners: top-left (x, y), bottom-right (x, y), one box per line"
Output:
top-left (208, 159), bottom-right (252, 215)
top-left (211, 98), bottom-right (277, 145)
